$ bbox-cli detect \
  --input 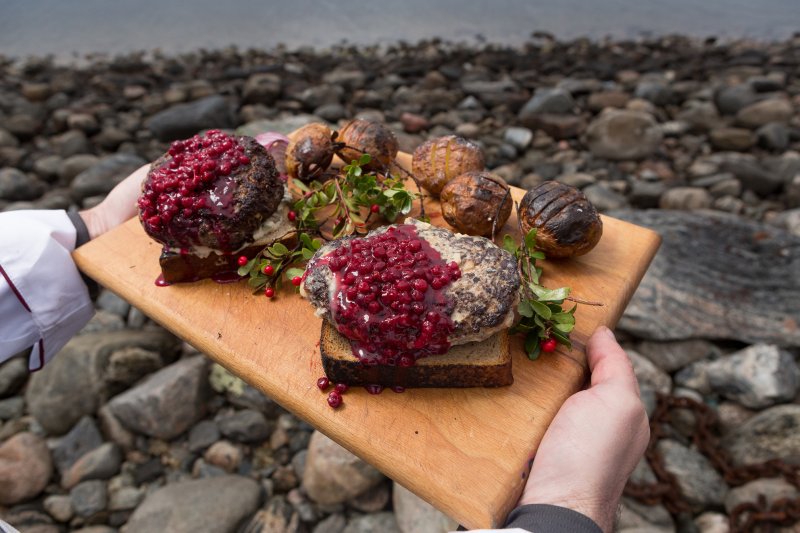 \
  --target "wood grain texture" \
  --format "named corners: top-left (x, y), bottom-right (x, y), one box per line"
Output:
top-left (73, 150), bottom-right (660, 529)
